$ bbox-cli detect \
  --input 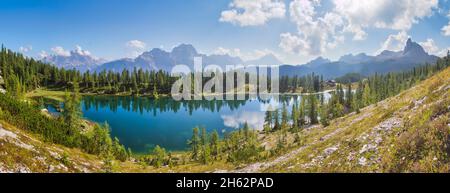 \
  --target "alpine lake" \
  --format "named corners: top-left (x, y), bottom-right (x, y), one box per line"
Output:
top-left (45, 92), bottom-right (331, 154)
